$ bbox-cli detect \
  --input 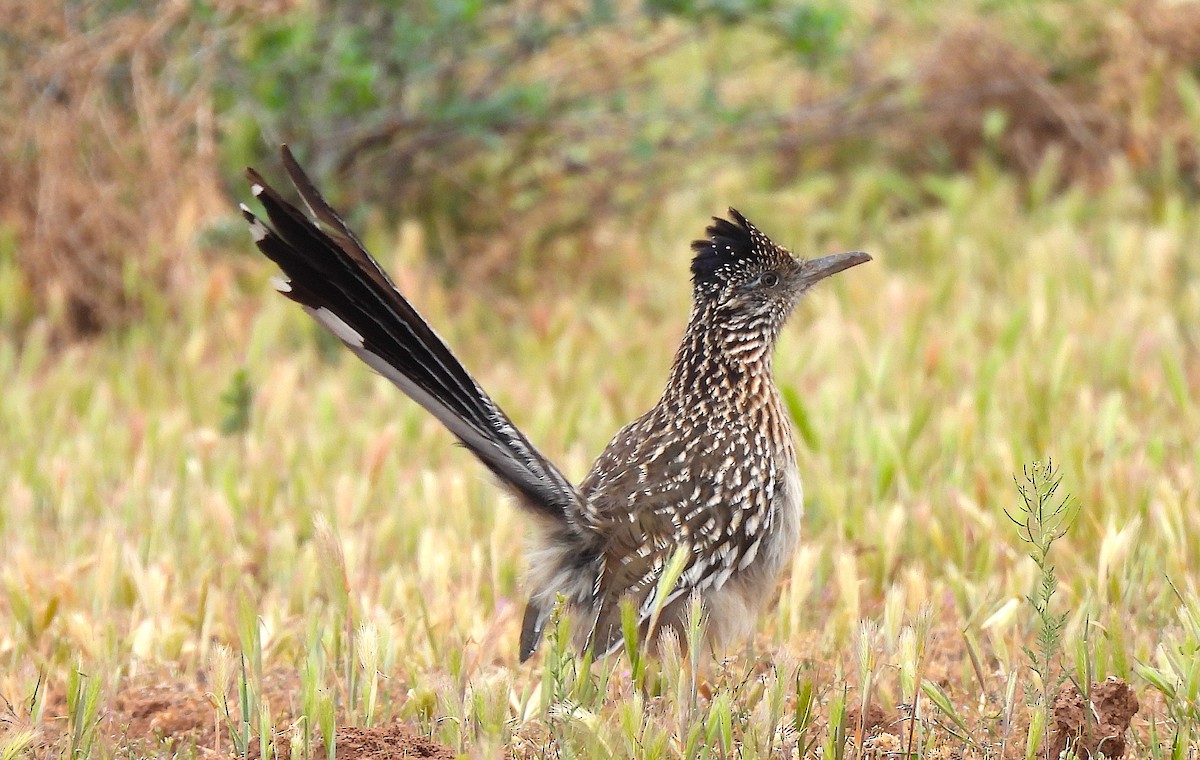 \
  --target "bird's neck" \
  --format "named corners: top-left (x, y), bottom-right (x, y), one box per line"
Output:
top-left (660, 302), bottom-right (781, 411)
